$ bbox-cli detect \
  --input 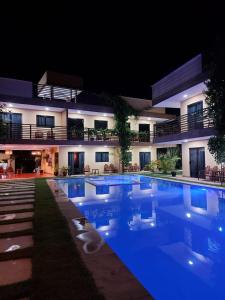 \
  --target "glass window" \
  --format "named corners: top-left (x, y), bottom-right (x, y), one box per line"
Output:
top-left (95, 152), bottom-right (109, 162)
top-left (37, 115), bottom-right (55, 127)
top-left (94, 120), bottom-right (108, 130)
